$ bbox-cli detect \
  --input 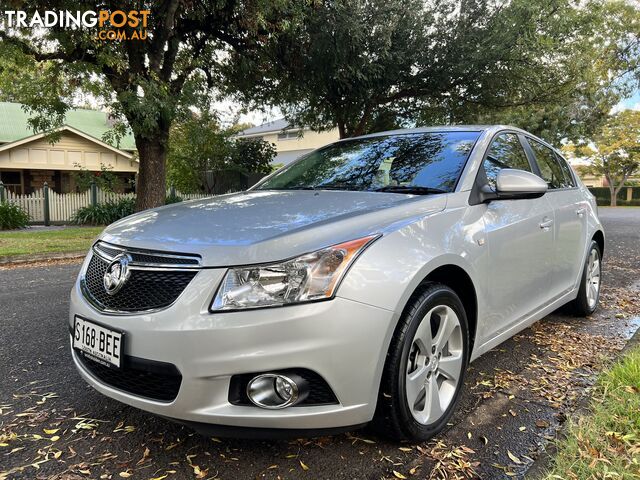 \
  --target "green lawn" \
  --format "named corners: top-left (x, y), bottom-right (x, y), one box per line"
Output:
top-left (0, 227), bottom-right (103, 258)
top-left (546, 344), bottom-right (640, 479)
